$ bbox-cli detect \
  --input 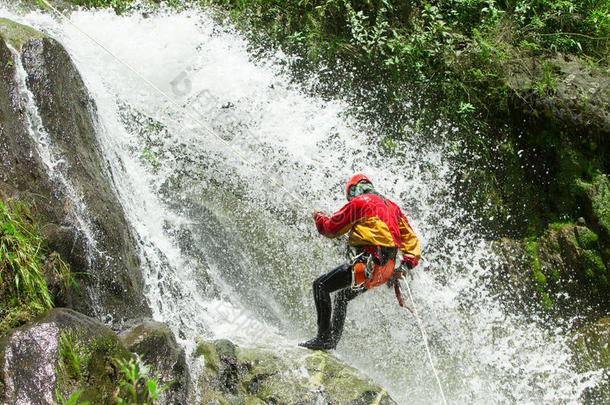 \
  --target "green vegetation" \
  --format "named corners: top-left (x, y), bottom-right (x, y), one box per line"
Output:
top-left (54, 330), bottom-right (171, 405)
top-left (58, 0), bottom-right (136, 14)
top-left (0, 200), bottom-right (72, 333)
top-left (56, 389), bottom-right (89, 405)
top-left (194, 0), bottom-right (608, 244)
top-left (115, 358), bottom-right (173, 405)
top-left (199, 0), bottom-right (608, 117)
top-left (58, 332), bottom-right (91, 381)
top-left (576, 227), bottom-right (599, 250)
